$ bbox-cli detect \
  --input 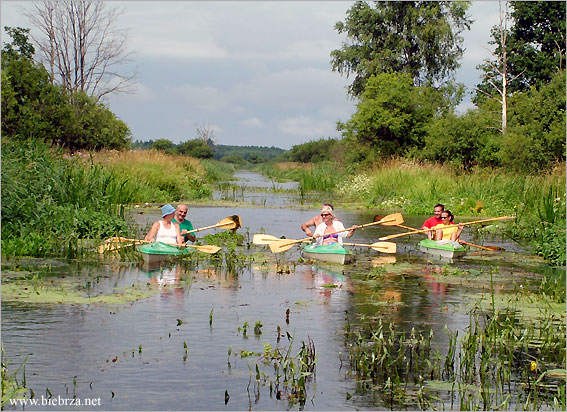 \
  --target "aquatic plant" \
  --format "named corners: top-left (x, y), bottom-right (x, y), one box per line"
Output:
top-left (1, 348), bottom-right (28, 407)
top-left (343, 279), bottom-right (566, 410)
